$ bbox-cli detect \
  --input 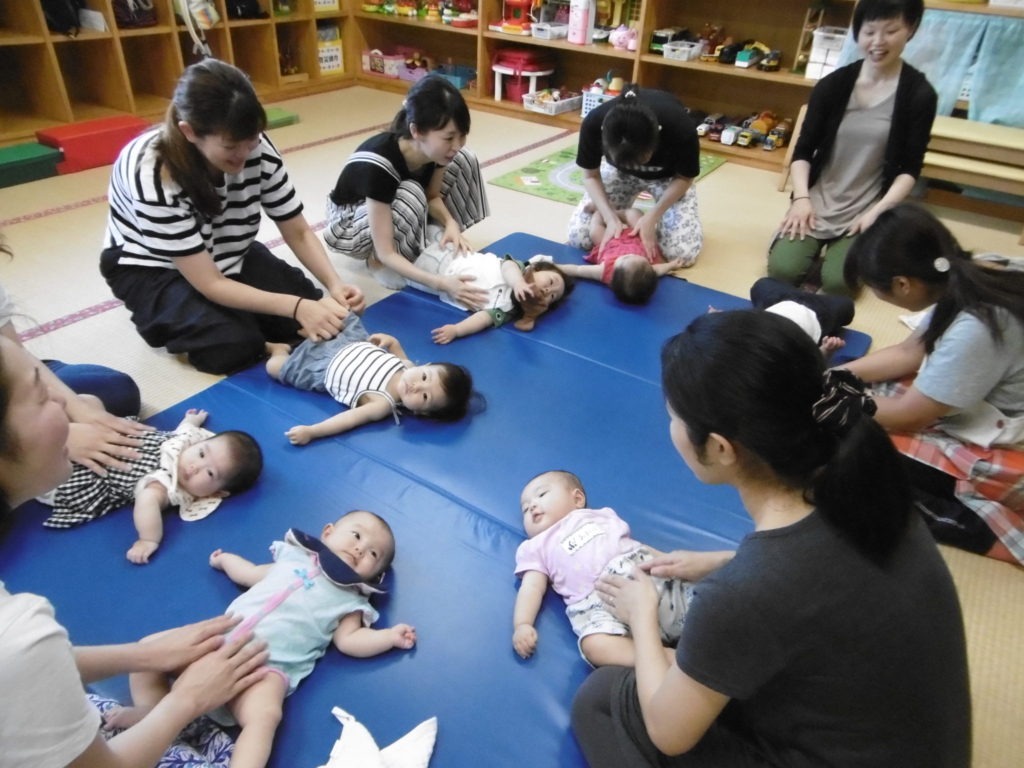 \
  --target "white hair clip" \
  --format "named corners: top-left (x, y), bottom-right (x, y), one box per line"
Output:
top-left (933, 256), bottom-right (951, 273)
